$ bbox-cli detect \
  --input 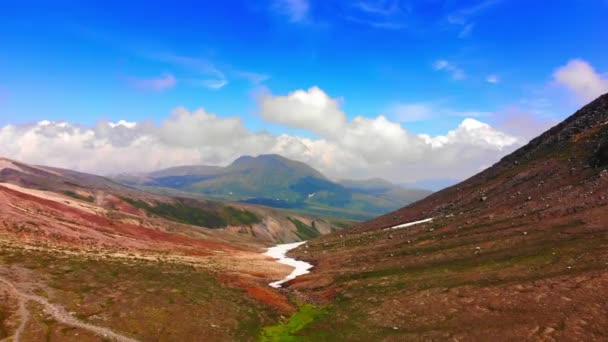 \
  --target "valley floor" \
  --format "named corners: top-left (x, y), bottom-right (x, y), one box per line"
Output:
top-left (0, 239), bottom-right (296, 341)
